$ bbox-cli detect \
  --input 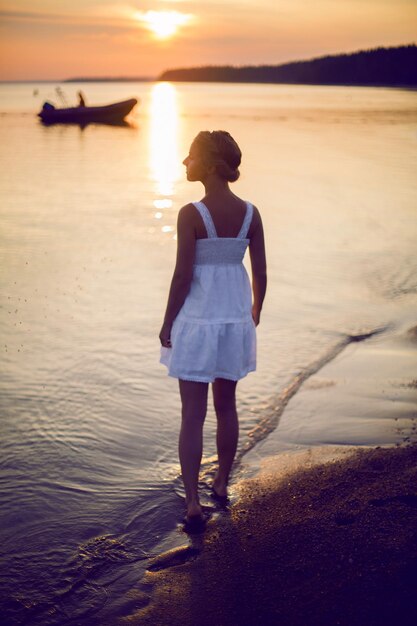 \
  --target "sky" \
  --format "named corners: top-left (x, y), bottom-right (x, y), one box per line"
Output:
top-left (0, 0), bottom-right (416, 80)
